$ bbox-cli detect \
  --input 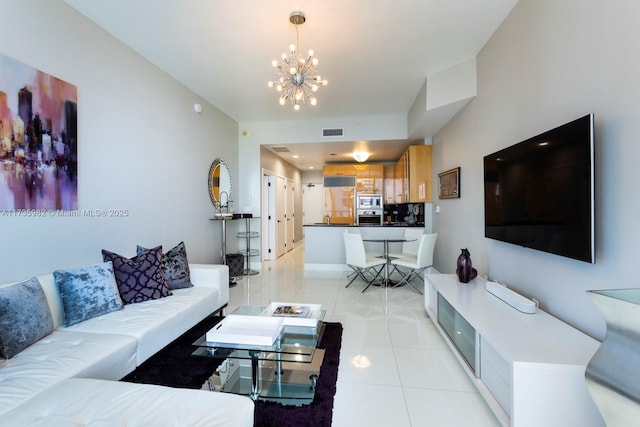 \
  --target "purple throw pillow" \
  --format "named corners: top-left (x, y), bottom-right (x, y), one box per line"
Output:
top-left (101, 246), bottom-right (172, 304)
